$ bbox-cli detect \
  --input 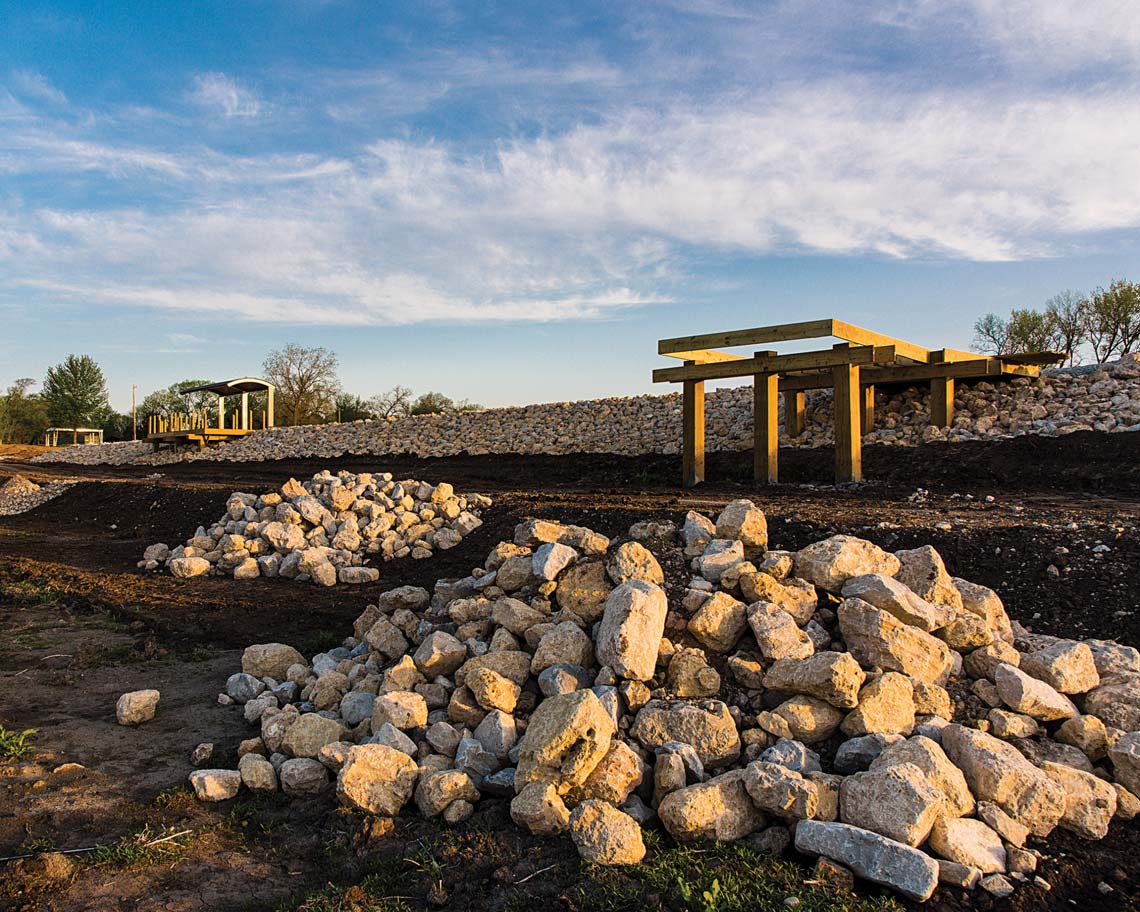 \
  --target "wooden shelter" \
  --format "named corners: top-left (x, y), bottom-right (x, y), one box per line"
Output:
top-left (146, 377), bottom-right (275, 450)
top-left (654, 318), bottom-right (1064, 487)
top-left (44, 427), bottom-right (103, 447)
